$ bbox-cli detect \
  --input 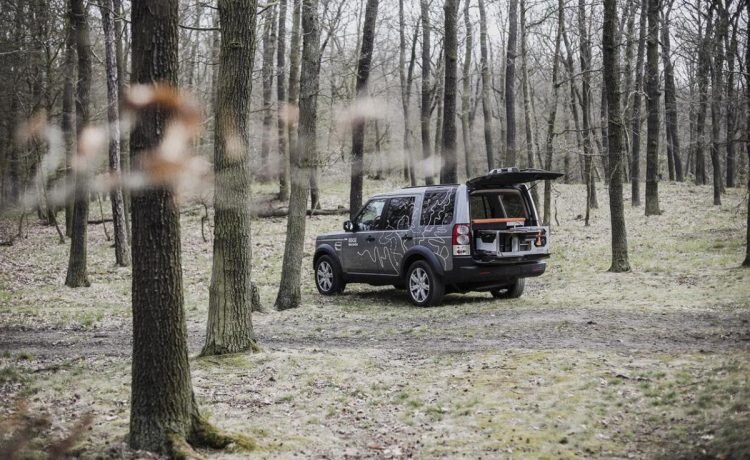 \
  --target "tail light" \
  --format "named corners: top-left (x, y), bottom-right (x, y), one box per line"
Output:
top-left (452, 224), bottom-right (471, 256)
